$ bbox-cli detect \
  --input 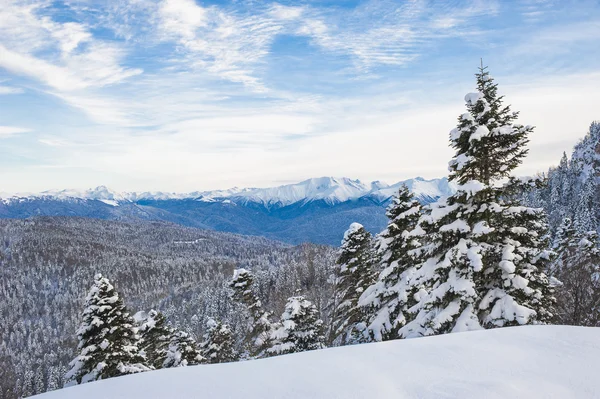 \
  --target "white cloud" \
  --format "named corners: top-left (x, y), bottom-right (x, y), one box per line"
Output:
top-left (159, 0), bottom-right (208, 40)
top-left (0, 125), bottom-right (31, 137)
top-left (0, 85), bottom-right (23, 94)
top-left (0, 0), bottom-right (598, 193)
top-left (0, 1), bottom-right (141, 92)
